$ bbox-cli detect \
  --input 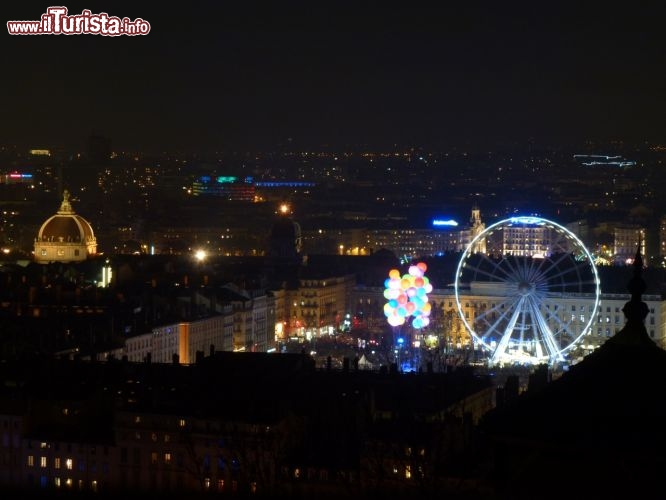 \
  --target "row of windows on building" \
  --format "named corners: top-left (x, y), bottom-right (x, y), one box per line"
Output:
top-left (28, 476), bottom-right (99, 491)
top-left (27, 450), bottom-right (242, 472)
top-left (39, 249), bottom-right (80, 256)
top-left (26, 455), bottom-right (105, 473)
top-left (461, 310), bottom-right (655, 326)
top-left (359, 297), bottom-right (656, 316)
top-left (460, 302), bottom-right (655, 314)
top-left (27, 473), bottom-right (241, 493)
